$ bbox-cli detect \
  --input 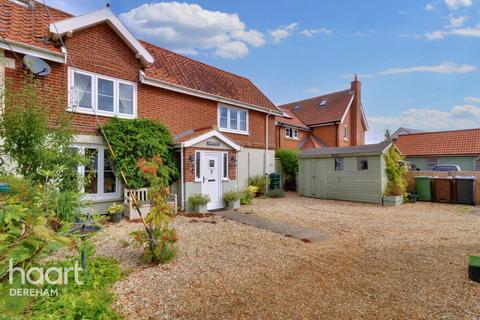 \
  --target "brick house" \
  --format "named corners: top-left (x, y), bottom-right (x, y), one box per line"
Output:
top-left (0, 1), bottom-right (282, 211)
top-left (275, 76), bottom-right (369, 150)
top-left (394, 128), bottom-right (480, 171)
